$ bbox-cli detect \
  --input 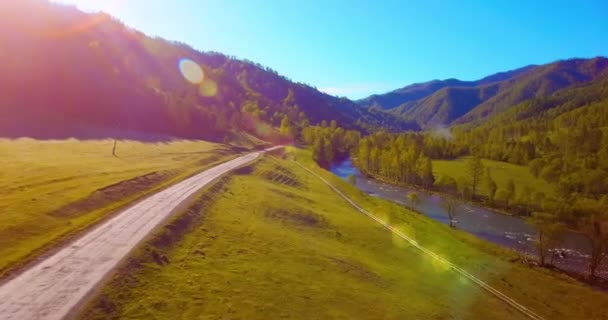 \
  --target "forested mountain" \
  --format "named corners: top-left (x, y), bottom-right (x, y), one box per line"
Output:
top-left (359, 58), bottom-right (608, 127)
top-left (0, 0), bottom-right (412, 141)
top-left (453, 71), bottom-right (608, 193)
